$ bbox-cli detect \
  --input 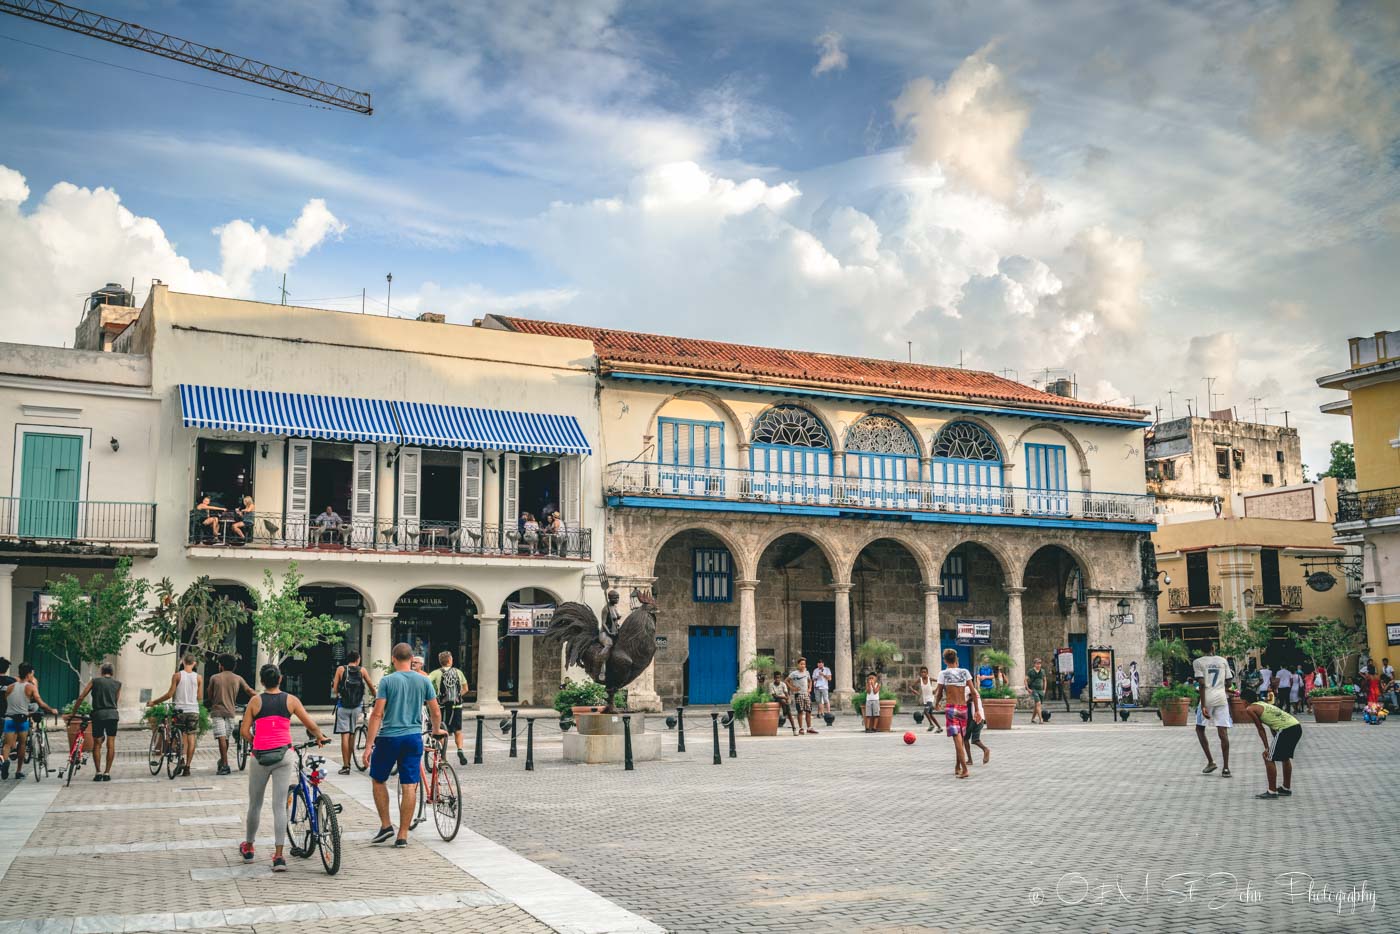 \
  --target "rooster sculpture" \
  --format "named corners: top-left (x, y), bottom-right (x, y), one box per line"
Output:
top-left (545, 589), bottom-right (657, 712)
